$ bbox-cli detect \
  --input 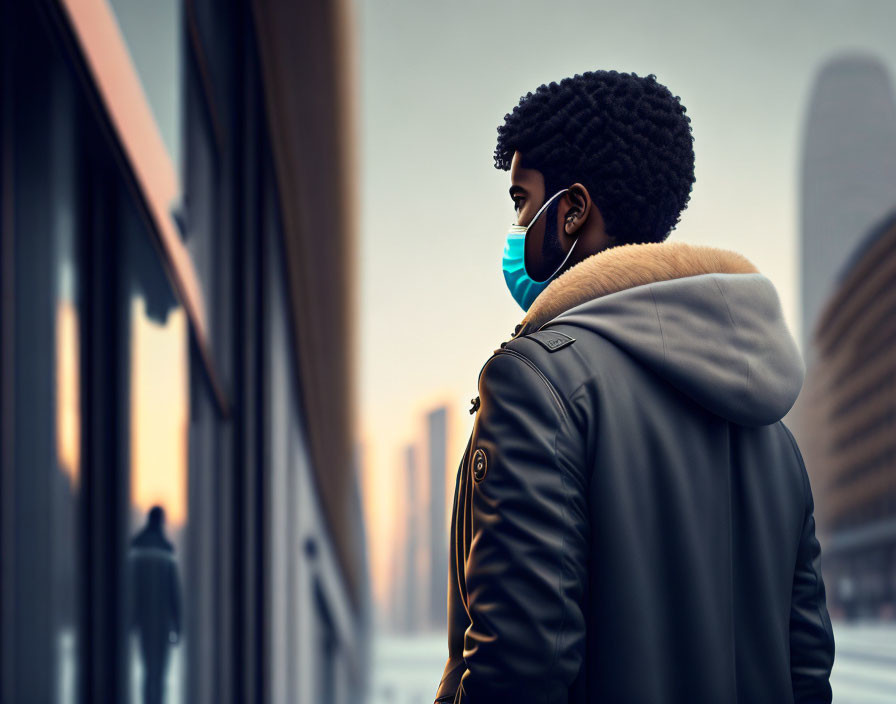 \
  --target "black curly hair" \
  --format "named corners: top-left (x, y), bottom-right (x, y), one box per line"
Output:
top-left (495, 70), bottom-right (696, 245)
